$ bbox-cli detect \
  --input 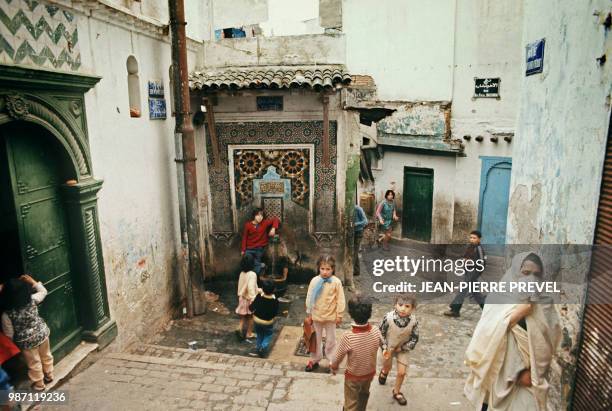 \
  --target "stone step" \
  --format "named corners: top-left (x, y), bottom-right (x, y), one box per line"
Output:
top-left (122, 343), bottom-right (406, 379)
top-left (51, 344), bottom-right (470, 410)
top-left (123, 344), bottom-right (303, 373)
